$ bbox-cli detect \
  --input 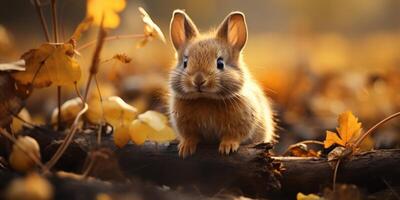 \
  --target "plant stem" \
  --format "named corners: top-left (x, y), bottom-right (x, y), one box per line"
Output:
top-left (332, 159), bottom-right (341, 193)
top-left (77, 34), bottom-right (145, 51)
top-left (57, 86), bottom-right (62, 130)
top-left (51, 0), bottom-right (59, 43)
top-left (45, 103), bottom-right (88, 170)
top-left (33, 0), bottom-right (51, 42)
top-left (83, 75), bottom-right (93, 102)
top-left (83, 18), bottom-right (107, 102)
top-left (354, 111), bottom-right (400, 147)
top-left (51, 0), bottom-right (63, 130)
